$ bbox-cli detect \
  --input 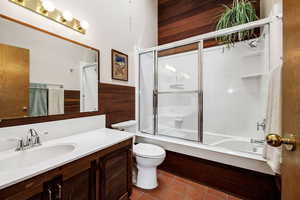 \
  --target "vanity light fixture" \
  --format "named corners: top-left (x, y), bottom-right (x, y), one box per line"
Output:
top-left (41, 0), bottom-right (55, 13)
top-left (62, 10), bottom-right (73, 22)
top-left (8, 0), bottom-right (88, 34)
top-left (80, 20), bottom-right (89, 30)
